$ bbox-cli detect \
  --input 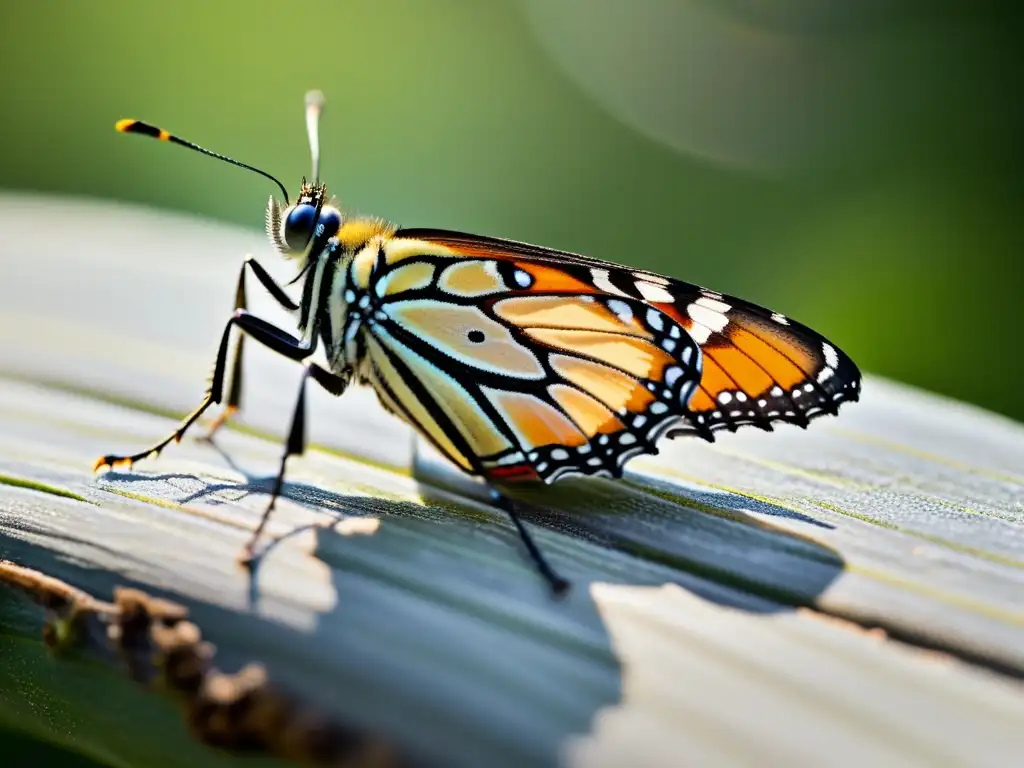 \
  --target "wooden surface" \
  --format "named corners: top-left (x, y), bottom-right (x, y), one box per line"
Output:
top-left (1, 193), bottom-right (1023, 767)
